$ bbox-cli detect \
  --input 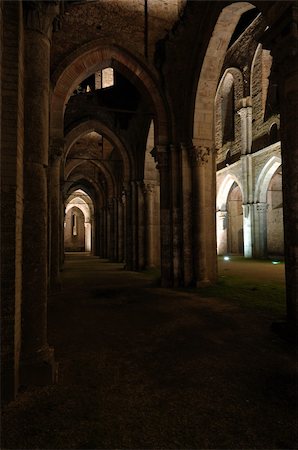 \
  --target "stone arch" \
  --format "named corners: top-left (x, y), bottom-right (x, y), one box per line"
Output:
top-left (193, 2), bottom-right (255, 145)
top-left (64, 120), bottom-right (132, 183)
top-left (254, 155), bottom-right (282, 203)
top-left (215, 67), bottom-right (244, 153)
top-left (51, 43), bottom-right (169, 145)
top-left (217, 174), bottom-right (244, 211)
